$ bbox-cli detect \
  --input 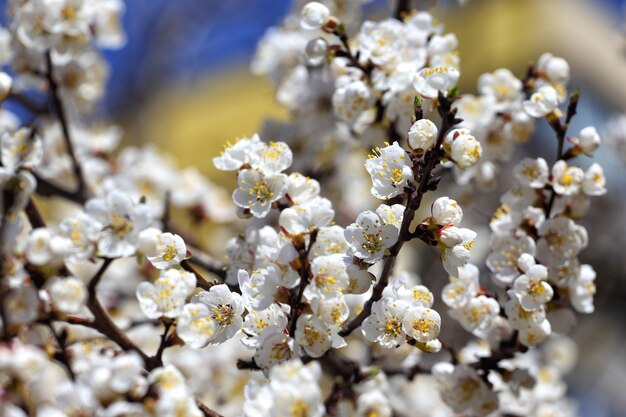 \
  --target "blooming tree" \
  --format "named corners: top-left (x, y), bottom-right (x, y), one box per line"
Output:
top-left (0, 1), bottom-right (608, 416)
